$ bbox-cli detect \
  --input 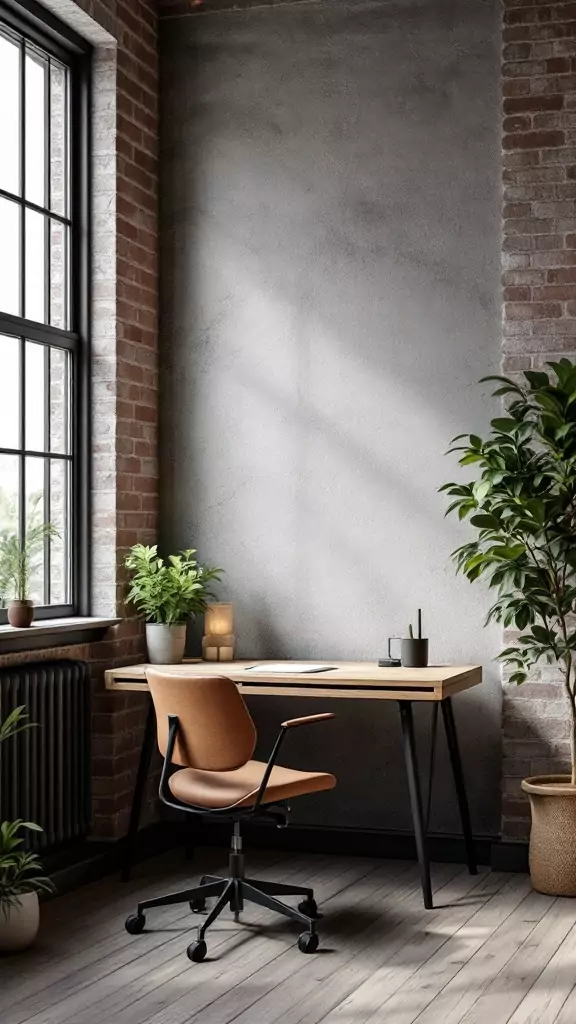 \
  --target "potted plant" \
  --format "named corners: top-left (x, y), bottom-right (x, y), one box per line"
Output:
top-left (441, 357), bottom-right (576, 895)
top-left (0, 707), bottom-right (54, 951)
top-left (125, 544), bottom-right (222, 664)
top-left (0, 522), bottom-right (58, 627)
